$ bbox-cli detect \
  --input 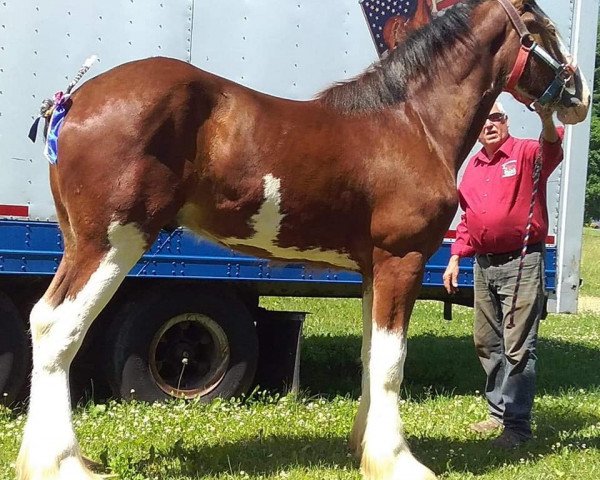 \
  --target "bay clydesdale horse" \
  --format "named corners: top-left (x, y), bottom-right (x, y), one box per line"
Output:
top-left (18, 0), bottom-right (589, 478)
